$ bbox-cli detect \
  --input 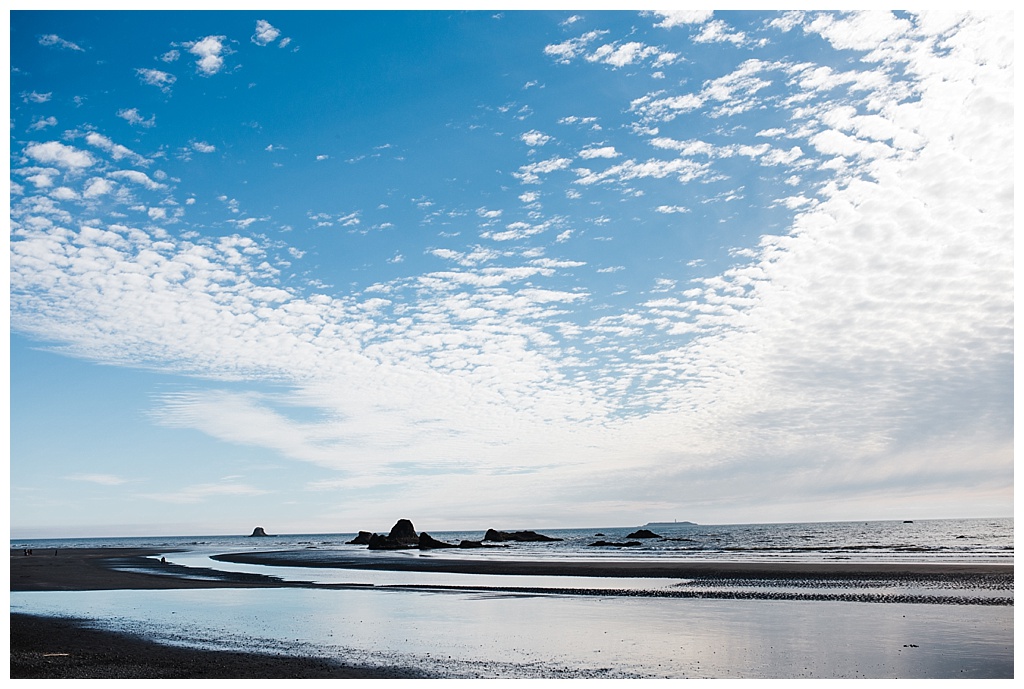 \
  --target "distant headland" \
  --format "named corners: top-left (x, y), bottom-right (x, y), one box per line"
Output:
top-left (644, 521), bottom-right (697, 527)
